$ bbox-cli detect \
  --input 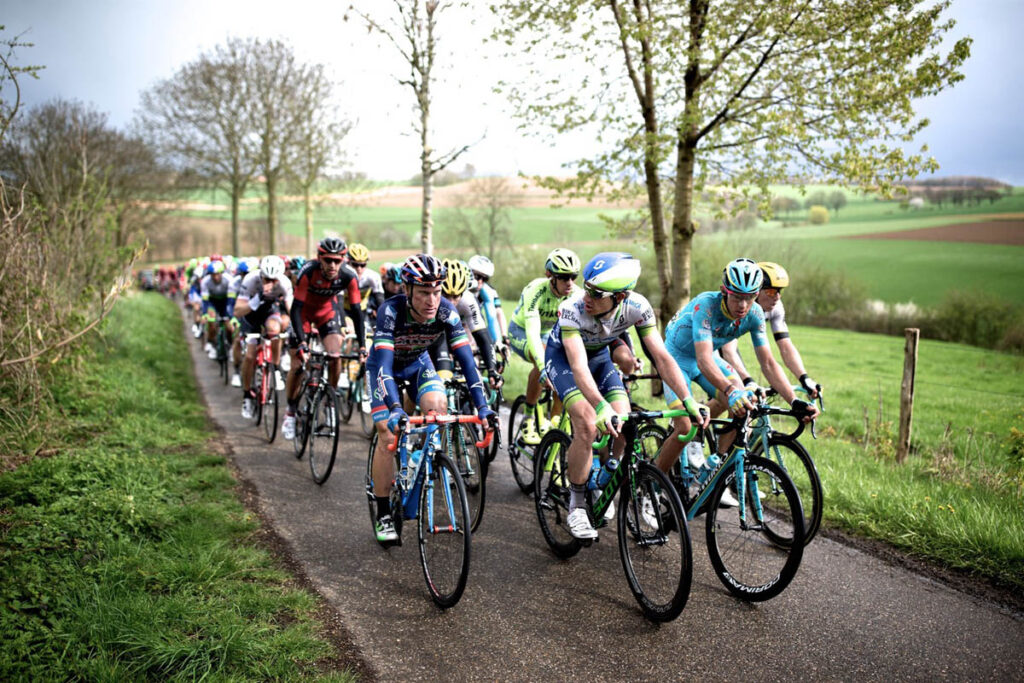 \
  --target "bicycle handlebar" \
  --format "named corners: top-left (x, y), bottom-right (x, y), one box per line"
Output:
top-left (387, 411), bottom-right (495, 451)
top-left (591, 409), bottom-right (699, 449)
